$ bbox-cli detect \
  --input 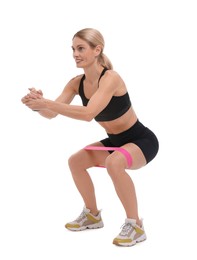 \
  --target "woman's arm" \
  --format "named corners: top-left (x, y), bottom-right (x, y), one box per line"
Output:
top-left (21, 76), bottom-right (80, 119)
top-left (22, 71), bottom-right (120, 122)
